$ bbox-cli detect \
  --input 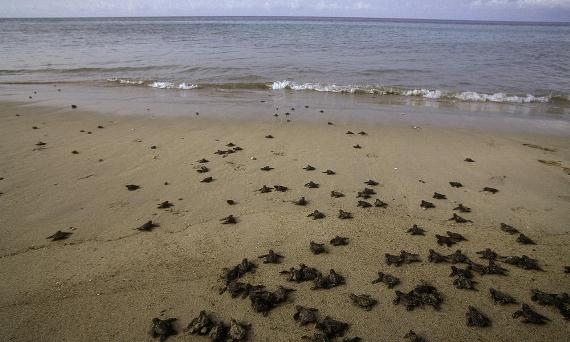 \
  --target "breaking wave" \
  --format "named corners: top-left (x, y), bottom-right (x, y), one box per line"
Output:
top-left (100, 78), bottom-right (568, 104)
top-left (271, 80), bottom-right (554, 104)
